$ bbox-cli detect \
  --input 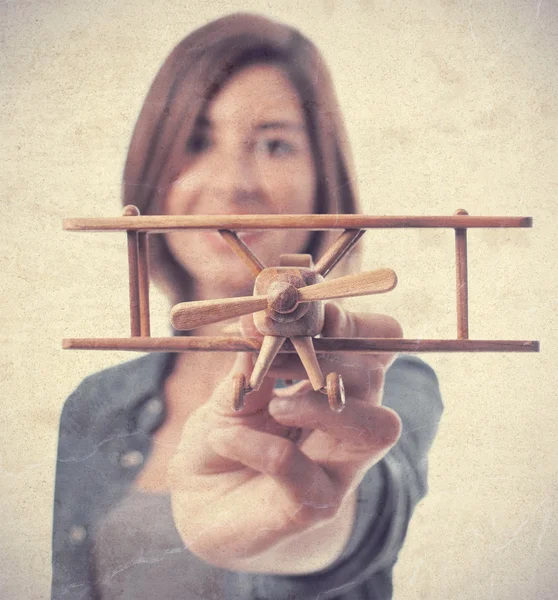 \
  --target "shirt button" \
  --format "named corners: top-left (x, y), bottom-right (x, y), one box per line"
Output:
top-left (120, 450), bottom-right (144, 468)
top-left (69, 525), bottom-right (87, 544)
top-left (145, 397), bottom-right (163, 415)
